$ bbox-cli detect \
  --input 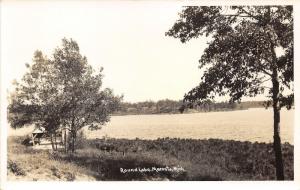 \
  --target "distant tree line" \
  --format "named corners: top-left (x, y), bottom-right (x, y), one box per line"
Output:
top-left (114, 99), bottom-right (265, 115)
